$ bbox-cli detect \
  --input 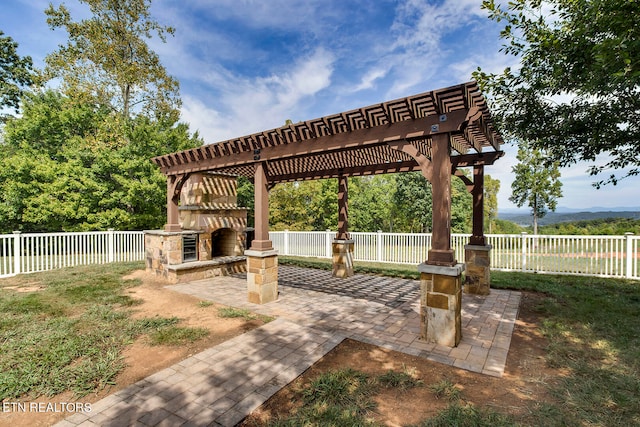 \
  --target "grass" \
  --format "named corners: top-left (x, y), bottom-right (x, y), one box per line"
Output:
top-left (266, 368), bottom-right (422, 426)
top-left (218, 307), bottom-right (275, 323)
top-left (378, 365), bottom-right (424, 391)
top-left (0, 262), bottom-right (209, 398)
top-left (429, 379), bottom-right (461, 401)
top-left (263, 368), bottom-right (510, 427)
